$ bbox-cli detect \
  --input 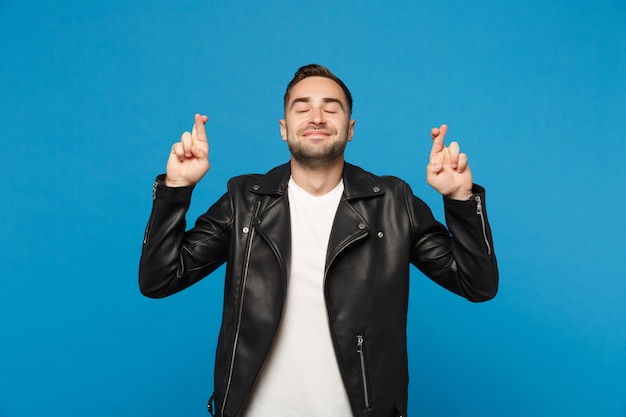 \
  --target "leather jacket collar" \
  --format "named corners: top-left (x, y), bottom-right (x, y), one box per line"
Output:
top-left (249, 162), bottom-right (385, 201)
